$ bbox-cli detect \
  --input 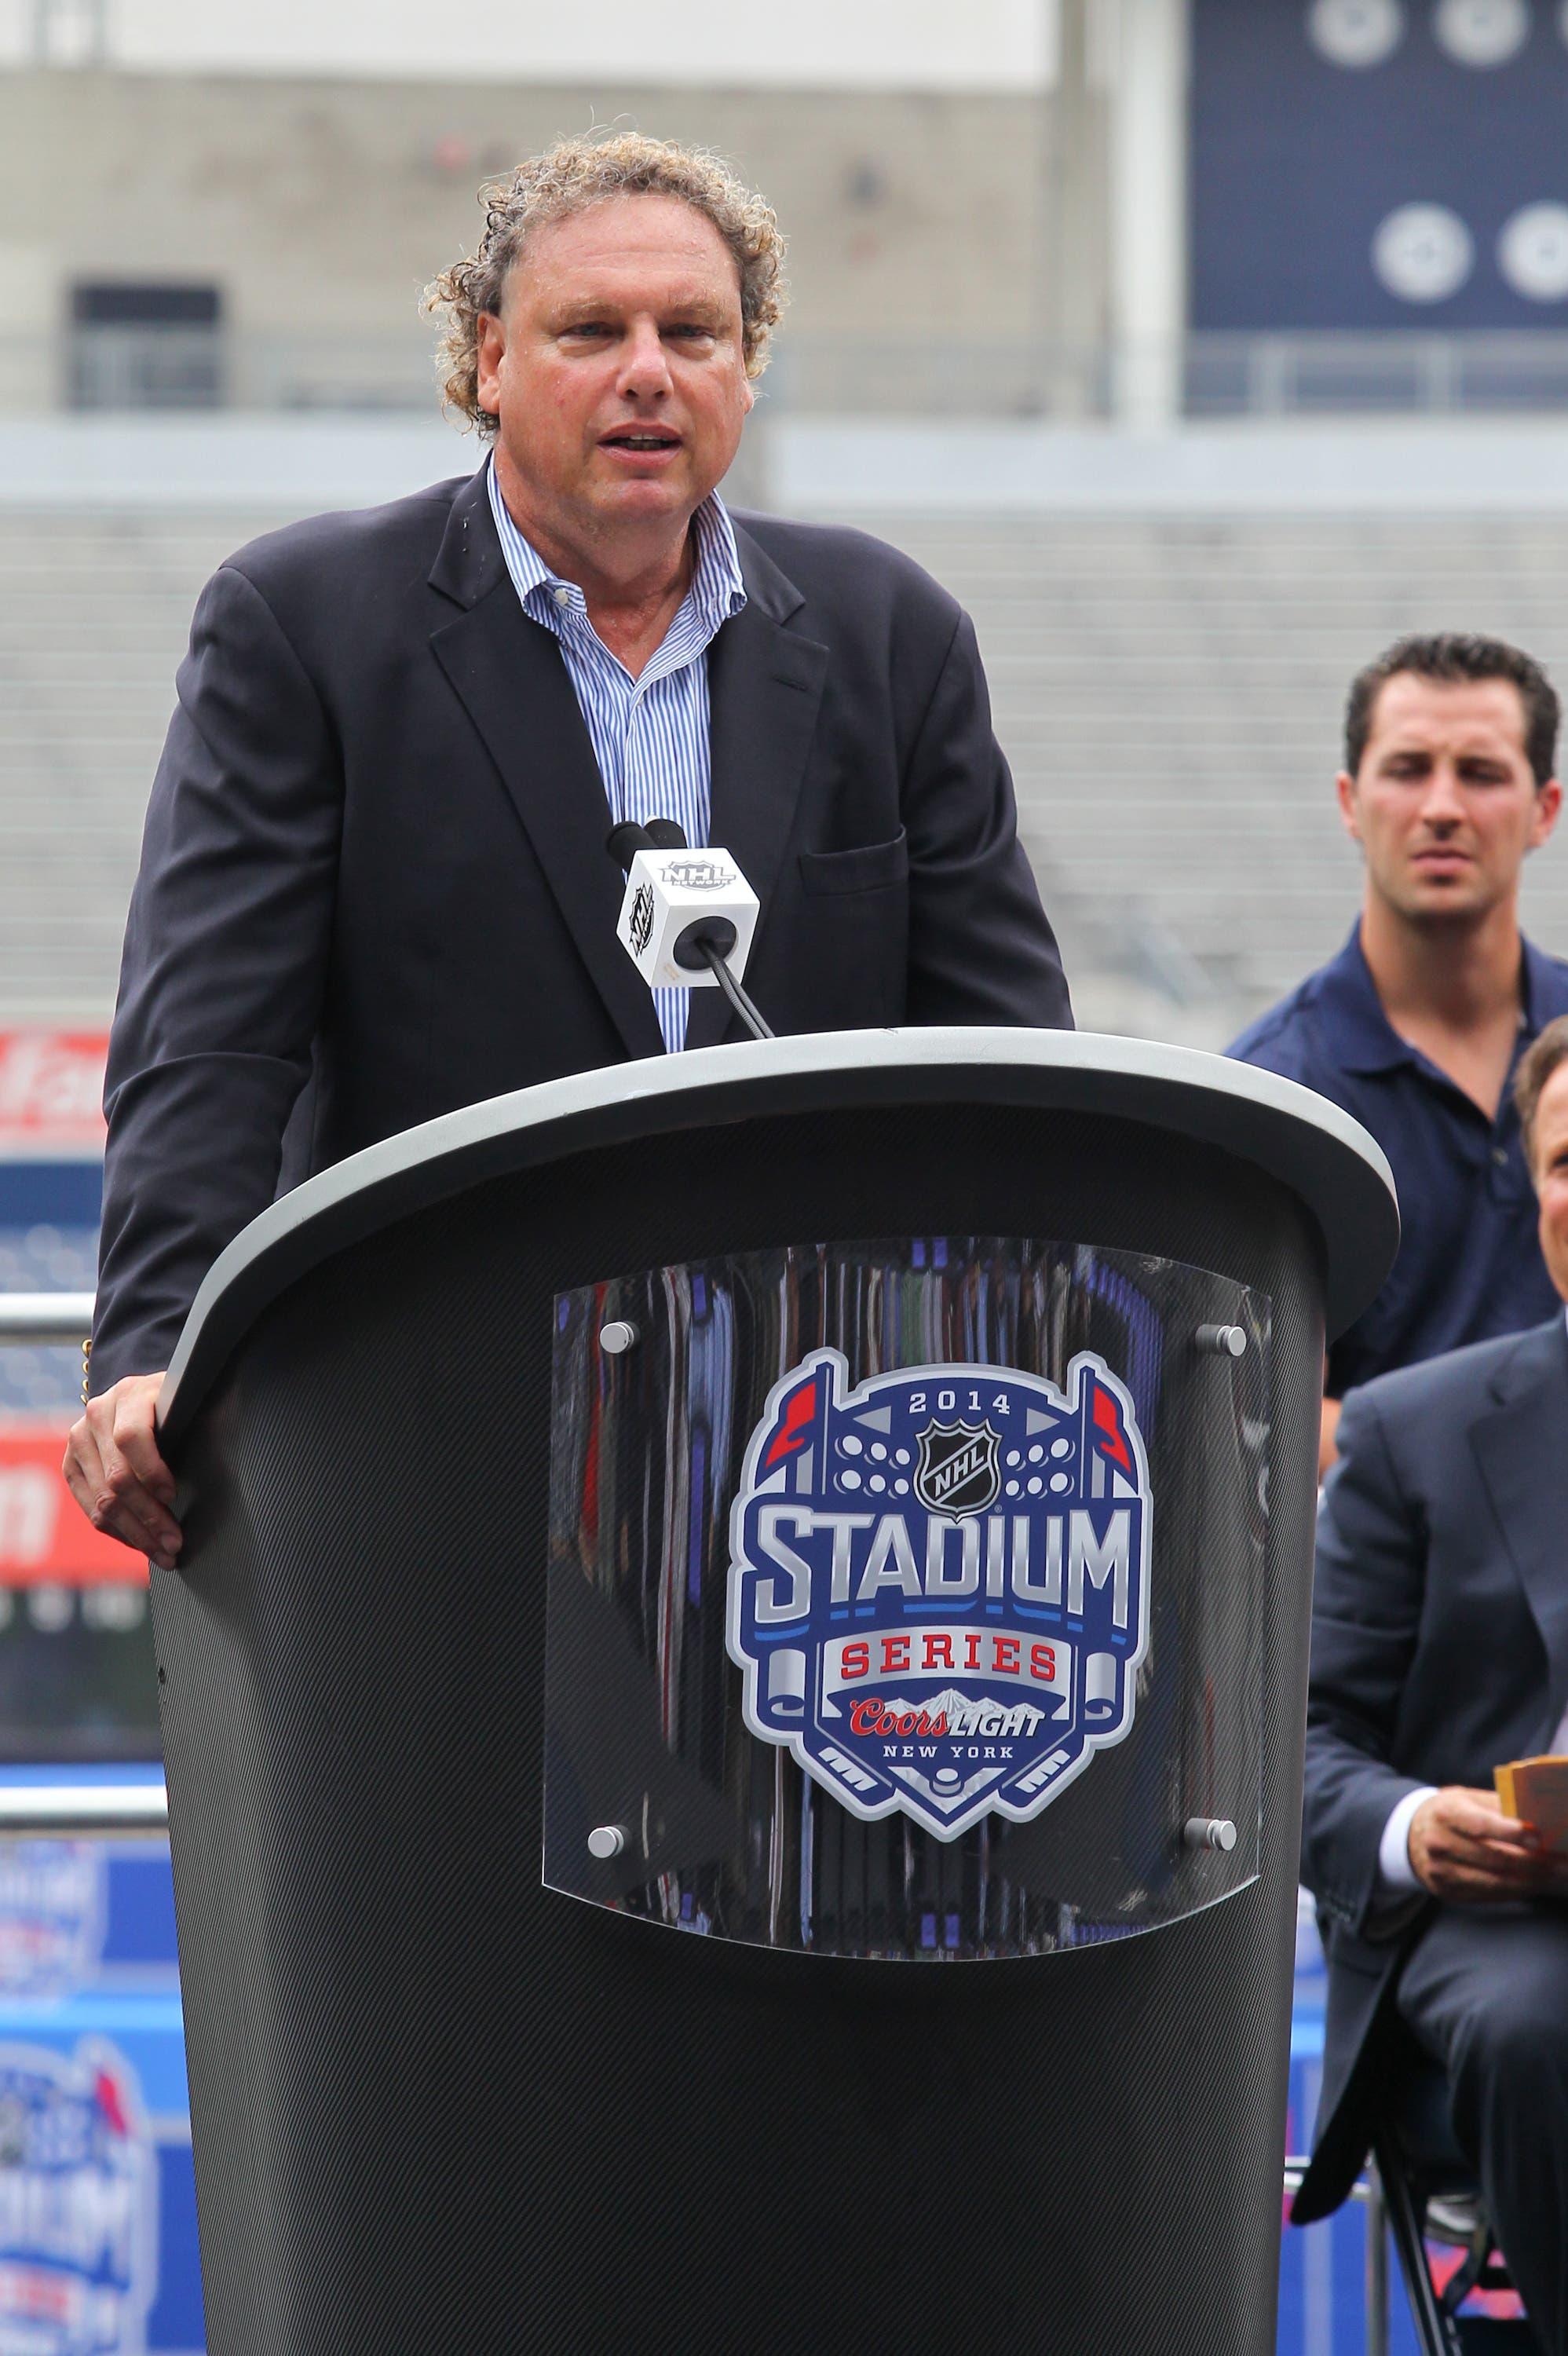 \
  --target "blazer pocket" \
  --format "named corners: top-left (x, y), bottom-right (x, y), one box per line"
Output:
top-left (797, 830), bottom-right (908, 897)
